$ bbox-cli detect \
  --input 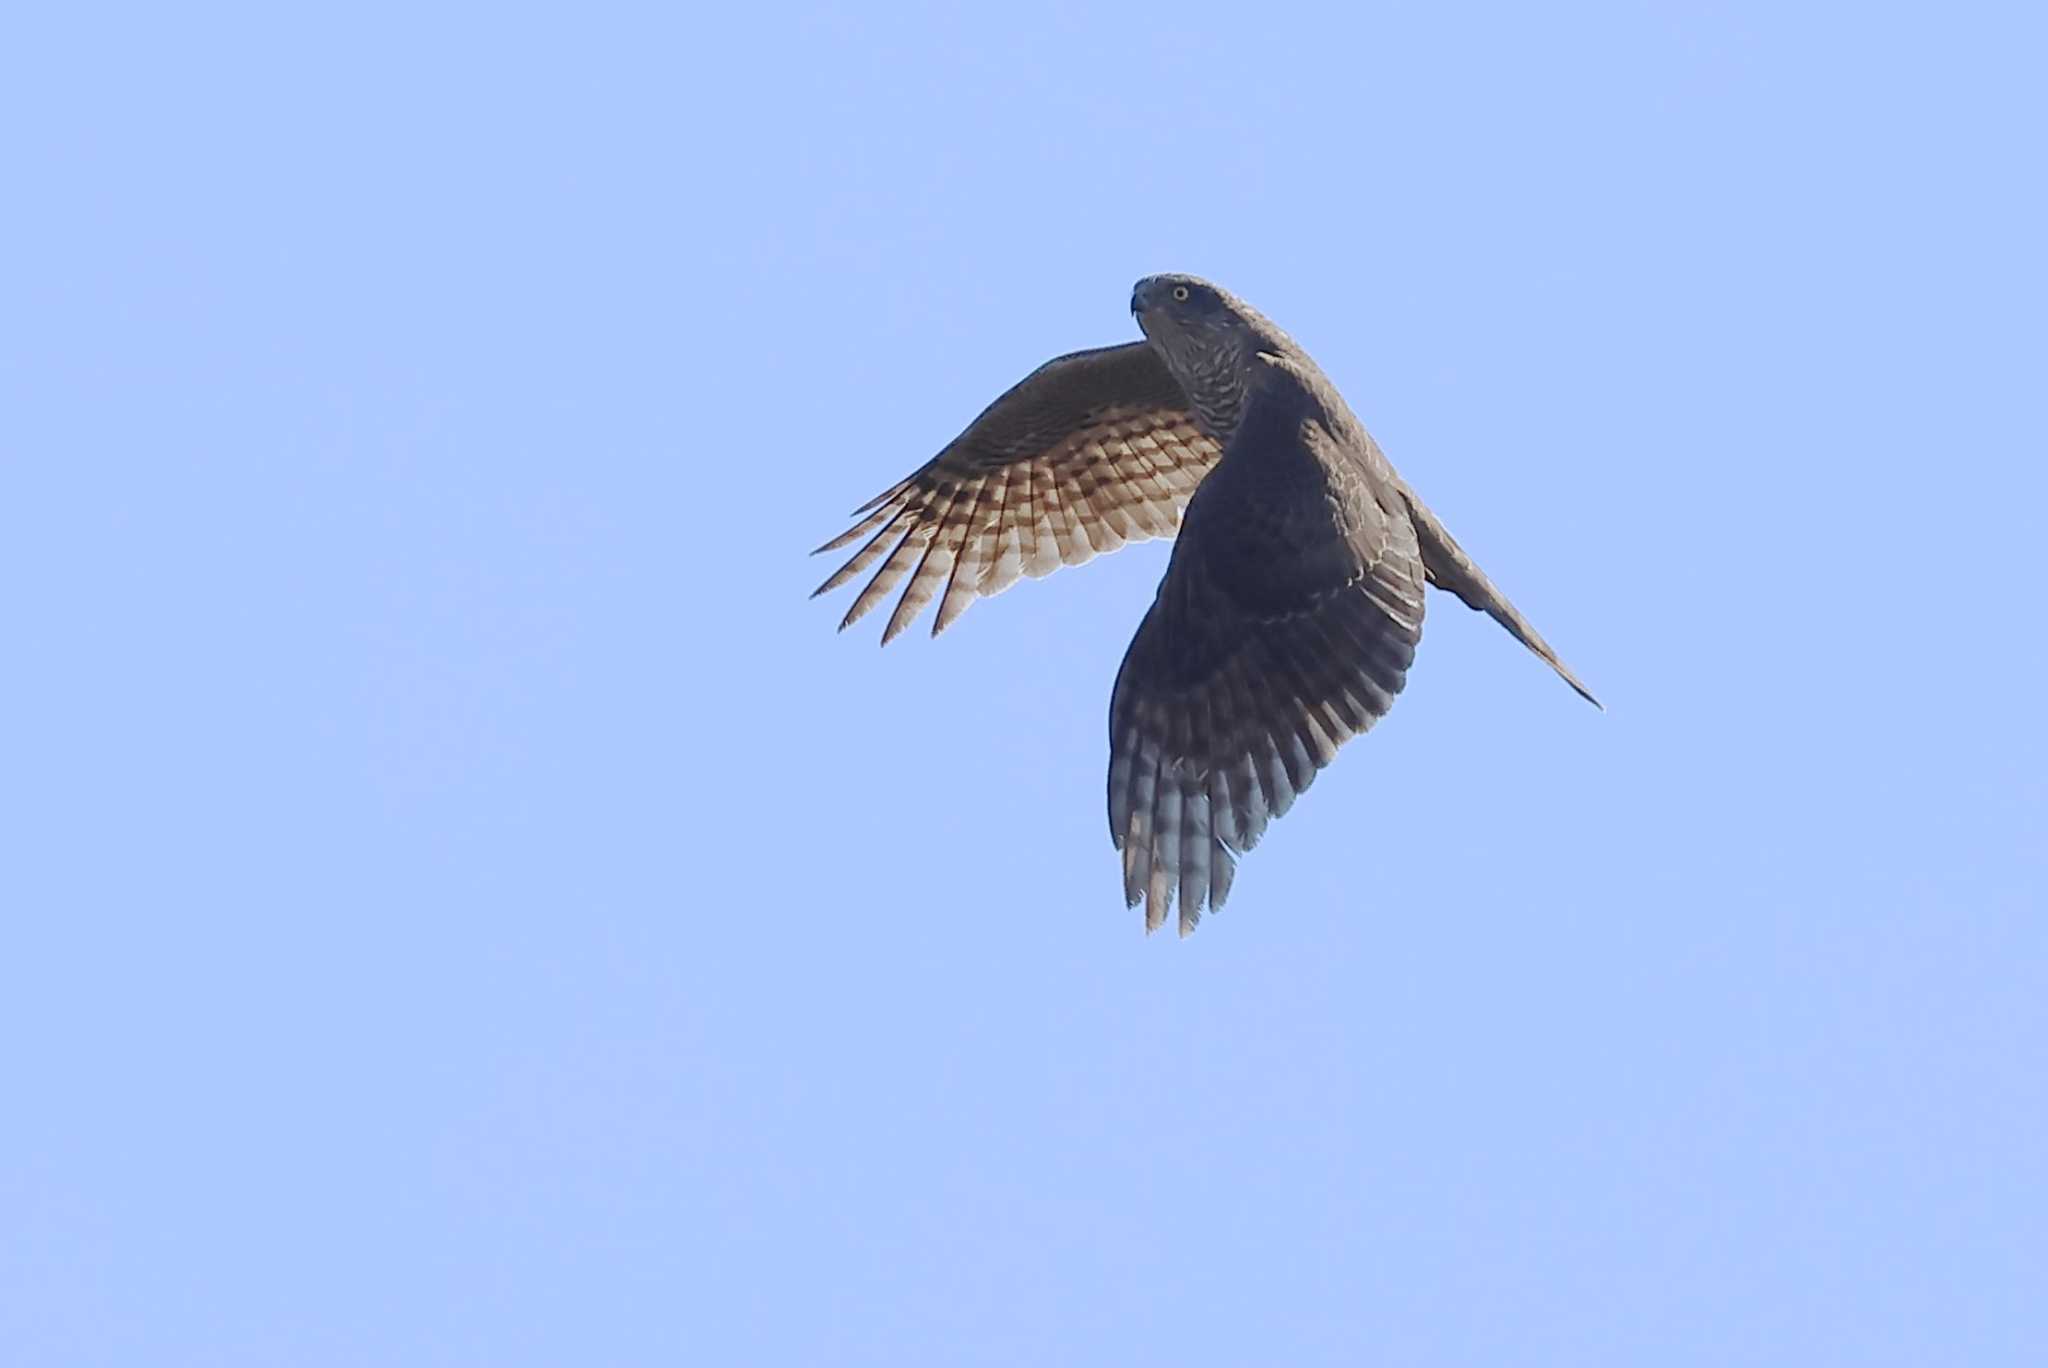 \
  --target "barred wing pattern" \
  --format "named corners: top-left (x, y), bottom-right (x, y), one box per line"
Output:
top-left (812, 343), bottom-right (1223, 643)
top-left (1107, 411), bottom-right (1428, 936)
